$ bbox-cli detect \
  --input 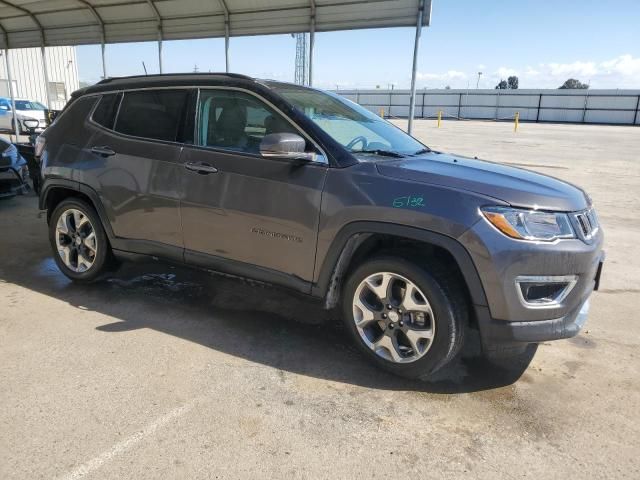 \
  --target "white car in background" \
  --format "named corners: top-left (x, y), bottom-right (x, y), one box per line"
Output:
top-left (0, 97), bottom-right (47, 134)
